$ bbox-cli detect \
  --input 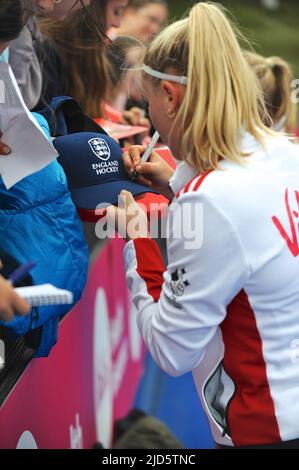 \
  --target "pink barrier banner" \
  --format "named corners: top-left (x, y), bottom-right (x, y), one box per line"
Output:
top-left (0, 238), bottom-right (145, 449)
